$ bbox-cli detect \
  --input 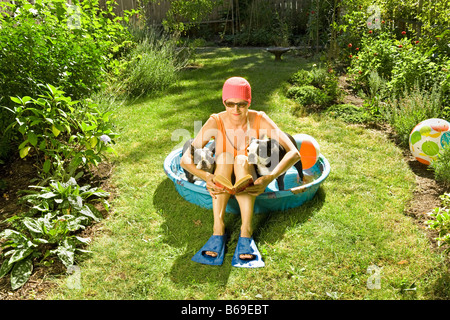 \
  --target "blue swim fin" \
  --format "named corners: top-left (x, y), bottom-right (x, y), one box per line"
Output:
top-left (192, 234), bottom-right (227, 266)
top-left (231, 236), bottom-right (265, 268)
